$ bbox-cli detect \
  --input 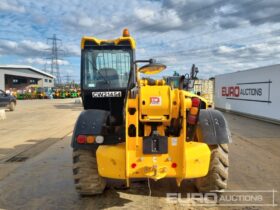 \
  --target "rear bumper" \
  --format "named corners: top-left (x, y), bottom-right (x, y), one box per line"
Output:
top-left (96, 141), bottom-right (210, 181)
